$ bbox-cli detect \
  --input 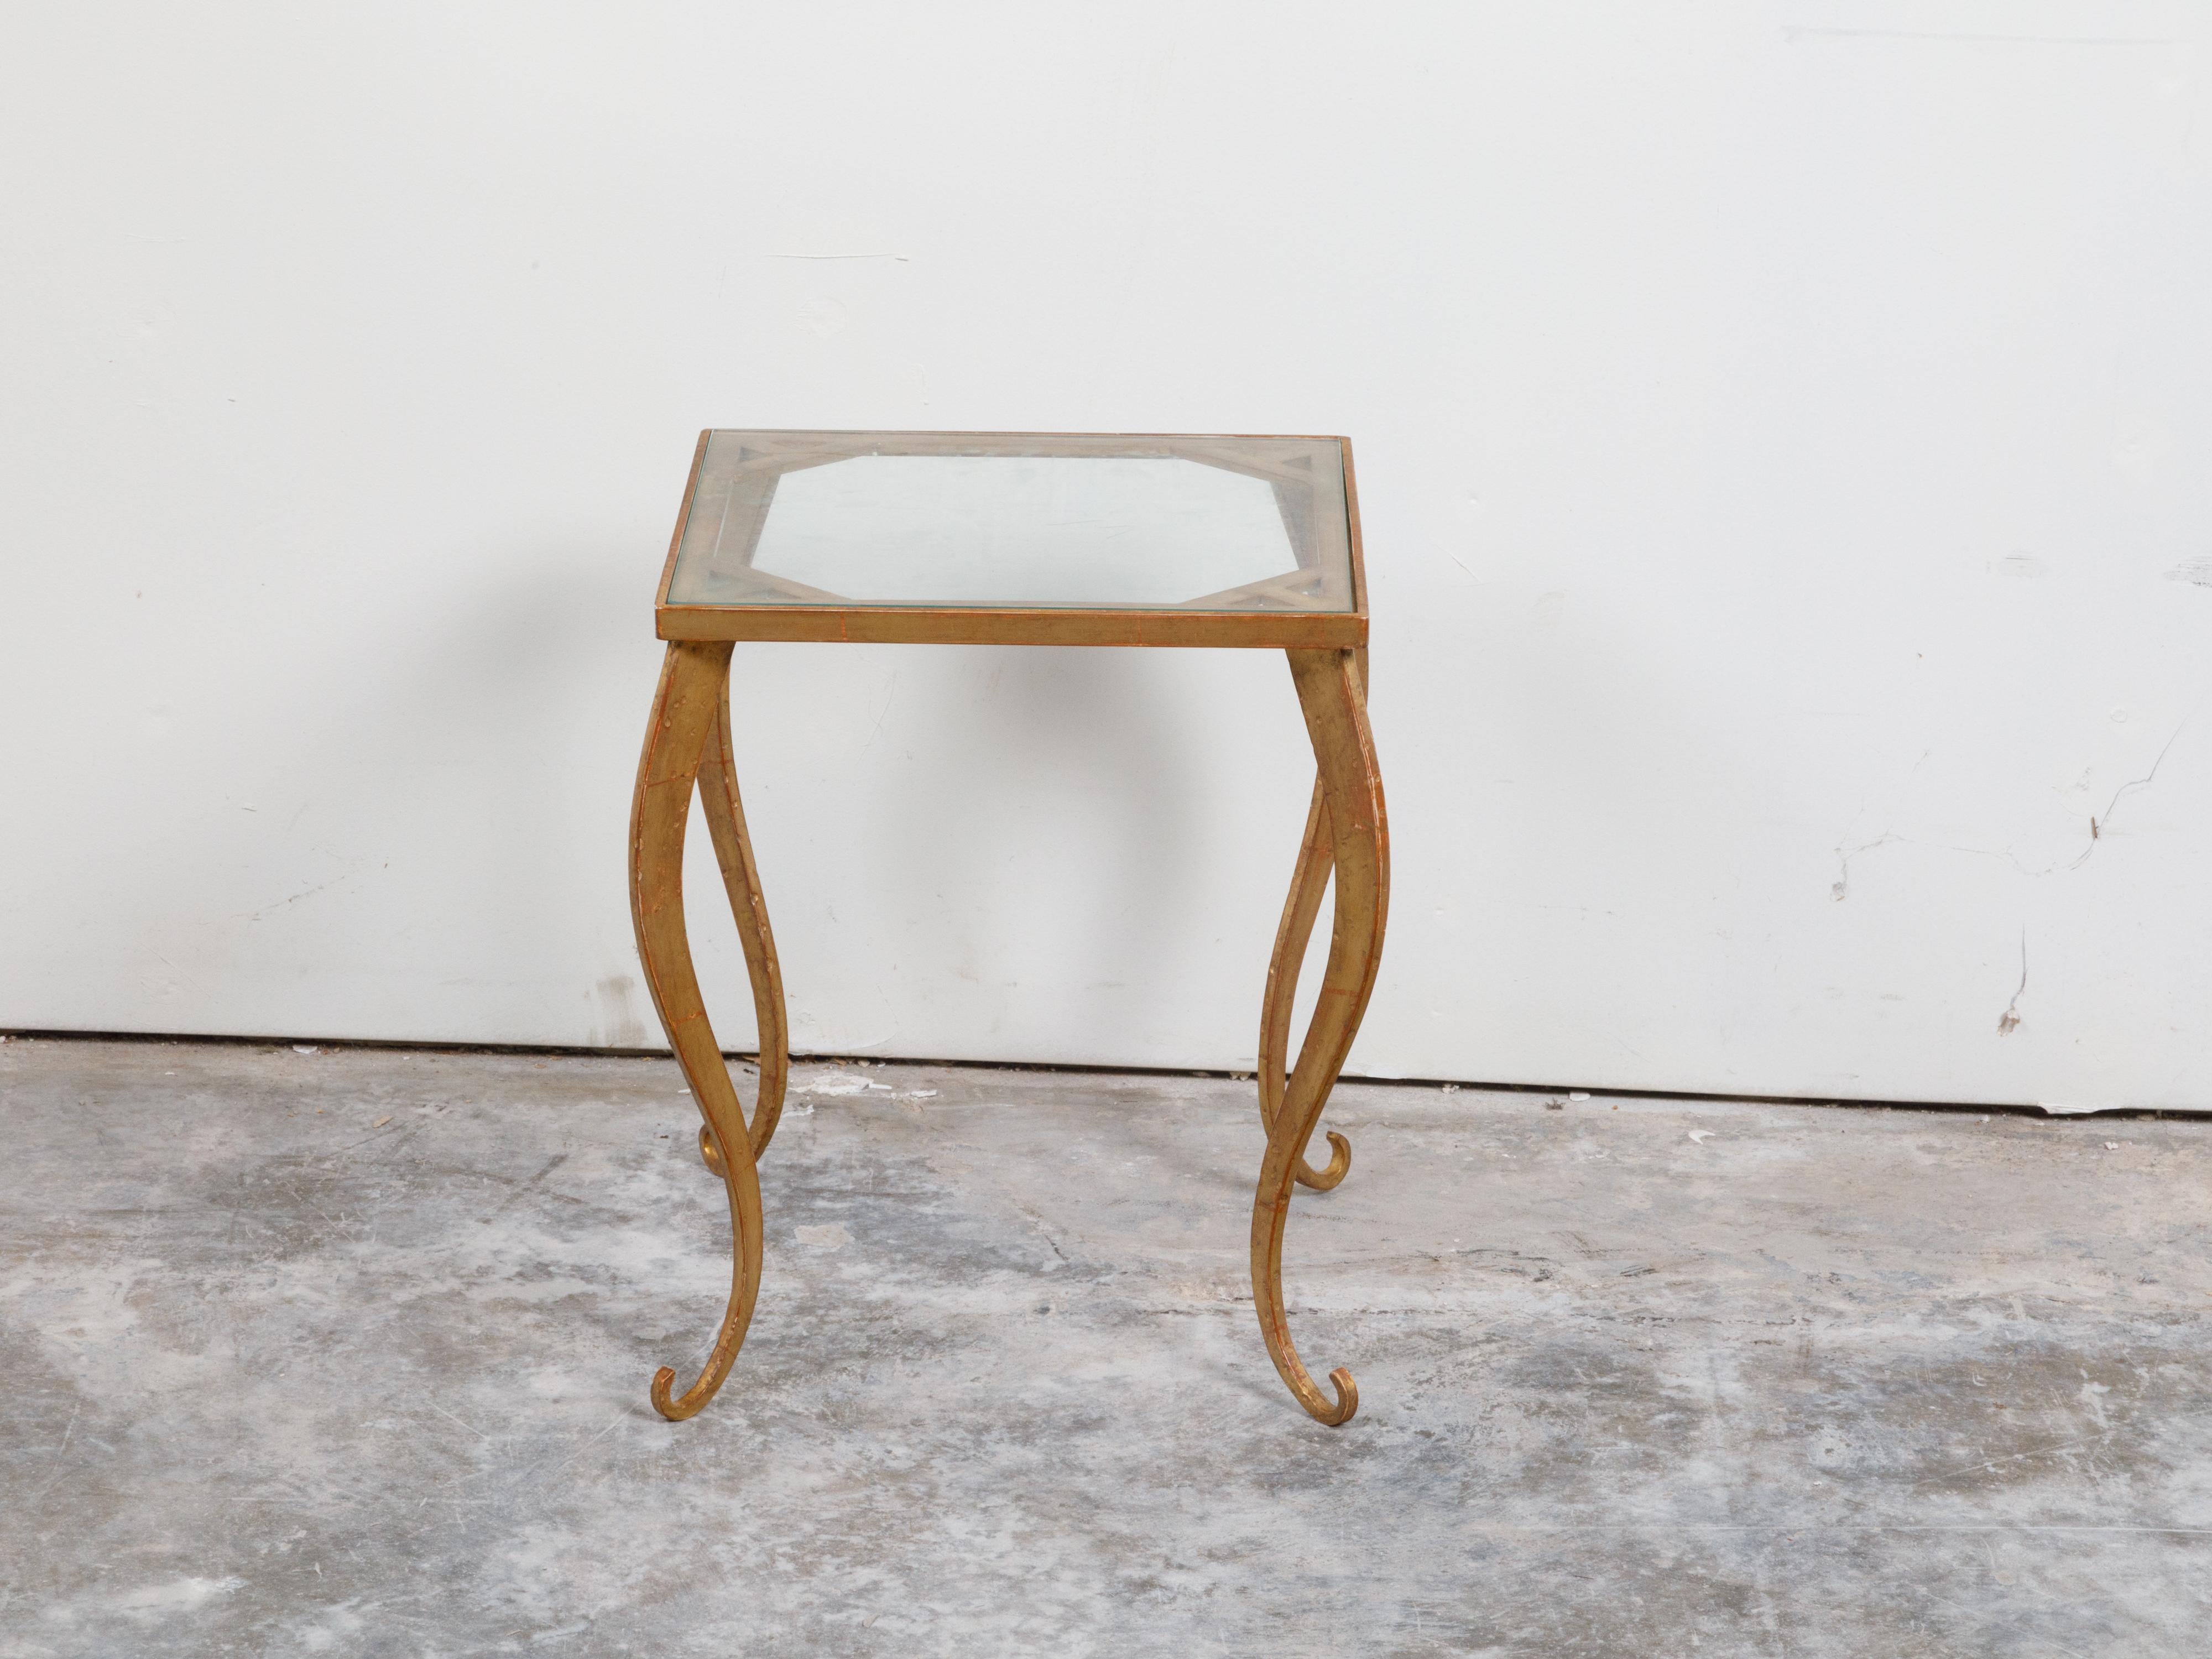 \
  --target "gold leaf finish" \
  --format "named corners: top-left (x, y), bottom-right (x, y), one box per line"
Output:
top-left (626, 434), bottom-right (1388, 1426)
